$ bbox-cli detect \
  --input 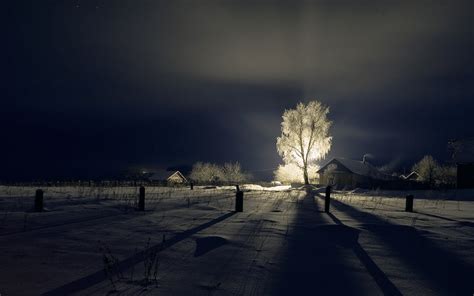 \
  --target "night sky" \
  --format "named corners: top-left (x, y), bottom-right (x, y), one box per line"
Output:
top-left (3, 1), bottom-right (474, 181)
